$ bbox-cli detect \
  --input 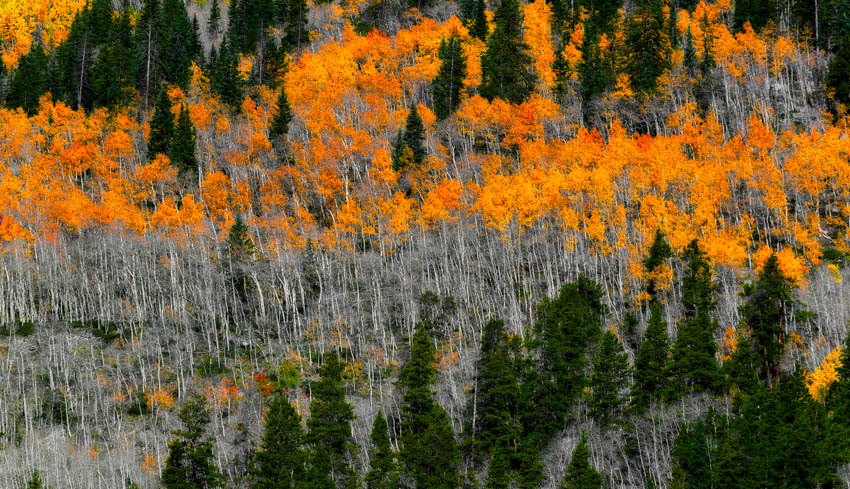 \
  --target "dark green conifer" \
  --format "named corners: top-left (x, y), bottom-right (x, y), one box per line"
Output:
top-left (251, 394), bottom-right (306, 489)
top-left (552, 45), bottom-right (570, 105)
top-left (135, 0), bottom-right (162, 108)
top-left (577, 24), bottom-right (612, 125)
top-left (826, 34), bottom-right (850, 107)
top-left (92, 9), bottom-right (137, 108)
top-left (479, 0), bottom-right (536, 103)
top-left (171, 104), bottom-right (198, 173)
top-left (285, 0), bottom-right (310, 51)
top-left (209, 0), bottom-right (221, 35)
top-left (391, 104), bottom-right (427, 171)
top-left (161, 395), bottom-right (225, 489)
top-left (89, 0), bottom-right (114, 45)
top-left (469, 0), bottom-right (489, 41)
top-left (669, 240), bottom-right (720, 394)
top-left (210, 39), bottom-right (245, 108)
top-left (53, 7), bottom-right (94, 111)
top-left (26, 471), bottom-right (42, 489)
top-left (739, 253), bottom-right (794, 385)
top-left (560, 432), bottom-right (602, 489)
top-left (365, 411), bottom-right (399, 489)
top-left (484, 446), bottom-right (511, 489)
top-left (306, 355), bottom-right (356, 489)
top-left (625, 0), bottom-right (671, 95)
top-left (732, 0), bottom-right (775, 33)
top-left (148, 87), bottom-right (174, 160)
top-left (7, 41), bottom-right (50, 114)
top-left (642, 228), bottom-right (673, 303)
top-left (270, 85), bottom-right (293, 141)
top-left (588, 330), bottom-right (630, 428)
top-left (158, 0), bottom-right (199, 89)
top-left (671, 419), bottom-right (711, 489)
top-left (631, 303), bottom-right (670, 410)
top-left (398, 327), bottom-right (460, 489)
top-left (432, 36), bottom-right (467, 120)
